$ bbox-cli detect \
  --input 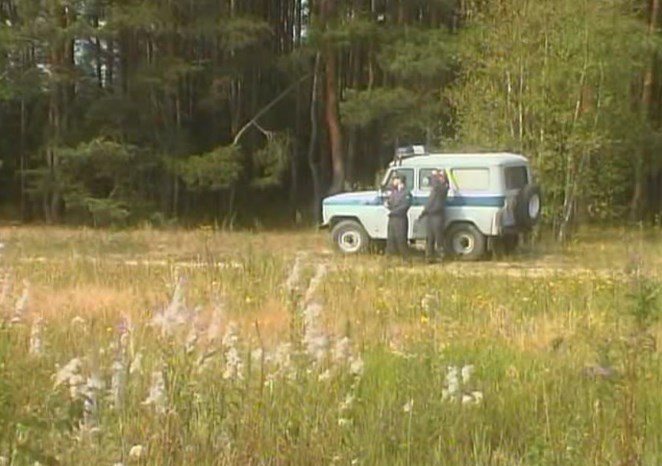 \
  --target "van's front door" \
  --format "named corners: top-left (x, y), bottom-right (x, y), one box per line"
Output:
top-left (410, 168), bottom-right (444, 240)
top-left (379, 167), bottom-right (416, 240)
